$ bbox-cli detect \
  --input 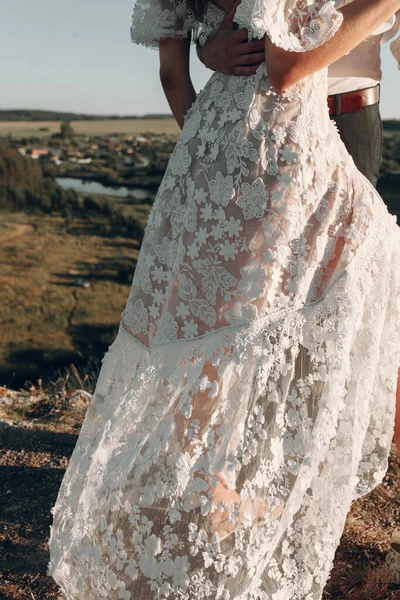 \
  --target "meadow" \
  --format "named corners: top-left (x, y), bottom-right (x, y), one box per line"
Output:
top-left (0, 119), bottom-right (180, 139)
